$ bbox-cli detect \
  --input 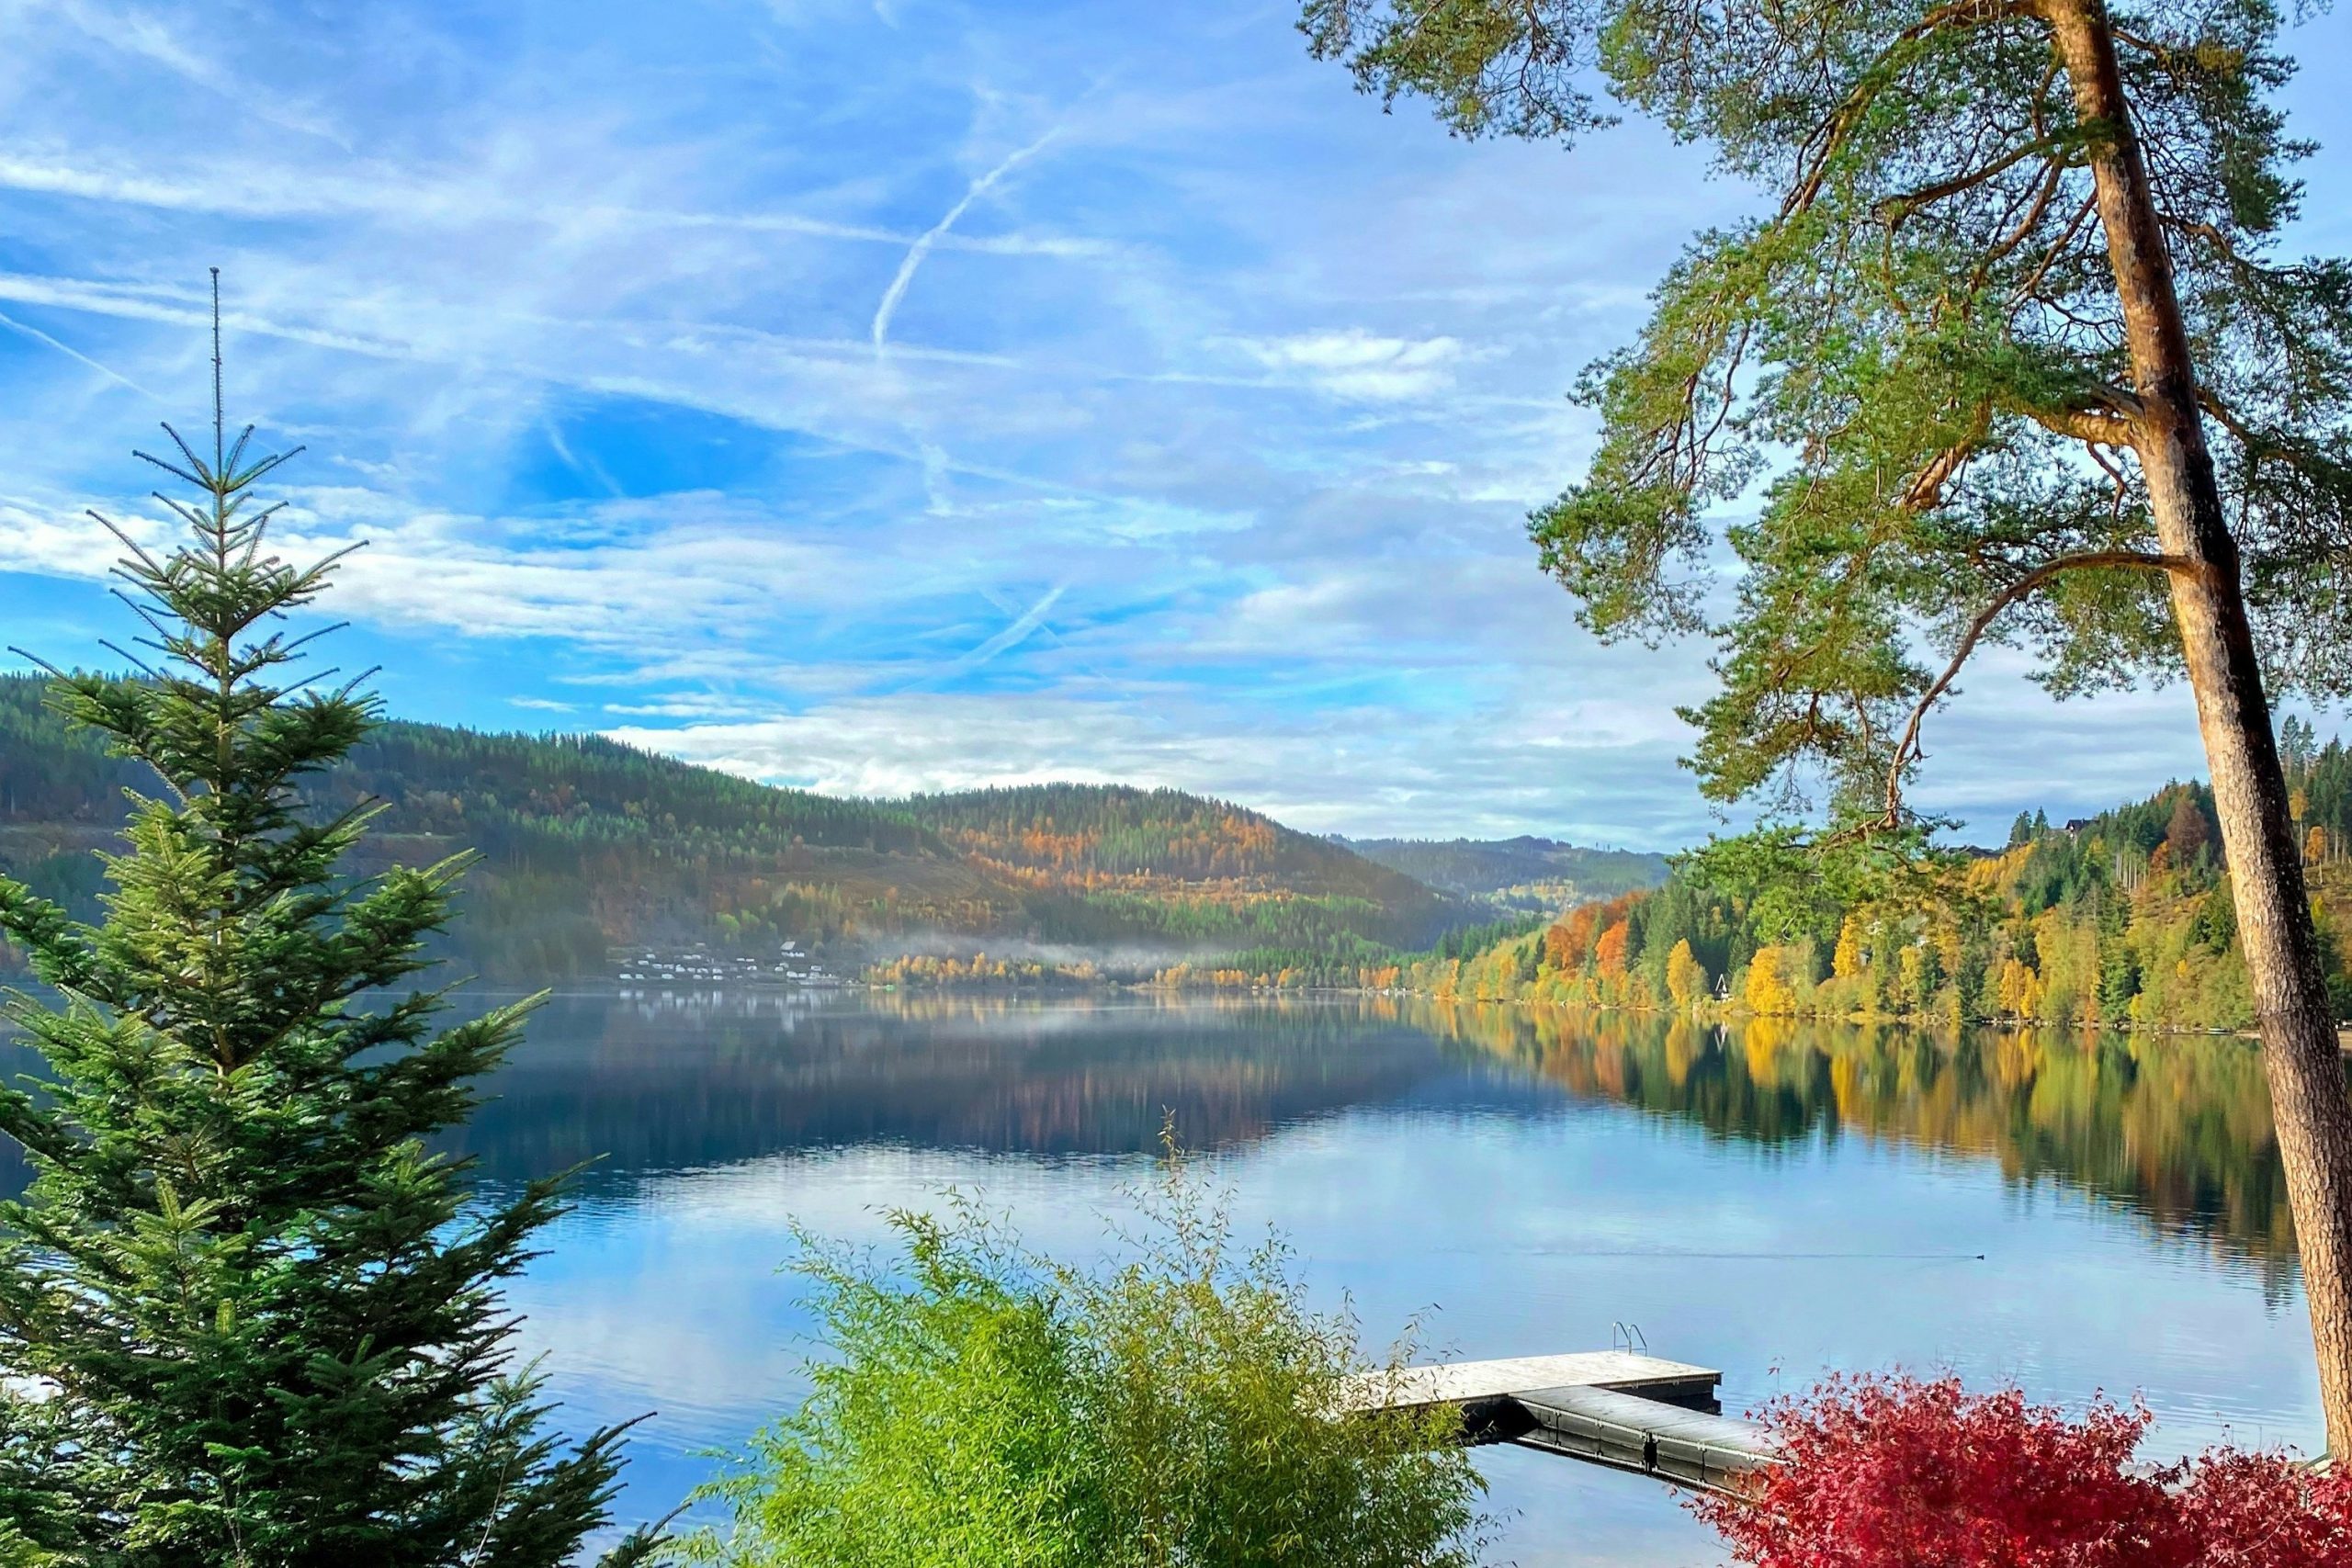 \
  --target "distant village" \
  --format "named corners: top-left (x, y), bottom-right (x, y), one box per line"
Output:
top-left (612, 940), bottom-right (849, 992)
